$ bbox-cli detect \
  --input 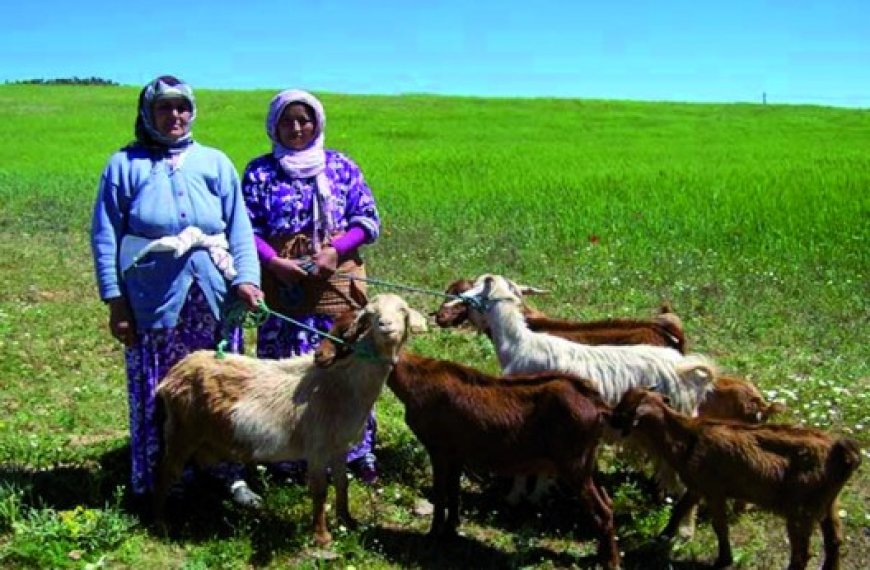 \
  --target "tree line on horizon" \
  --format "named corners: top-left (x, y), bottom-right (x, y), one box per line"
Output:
top-left (5, 77), bottom-right (119, 86)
